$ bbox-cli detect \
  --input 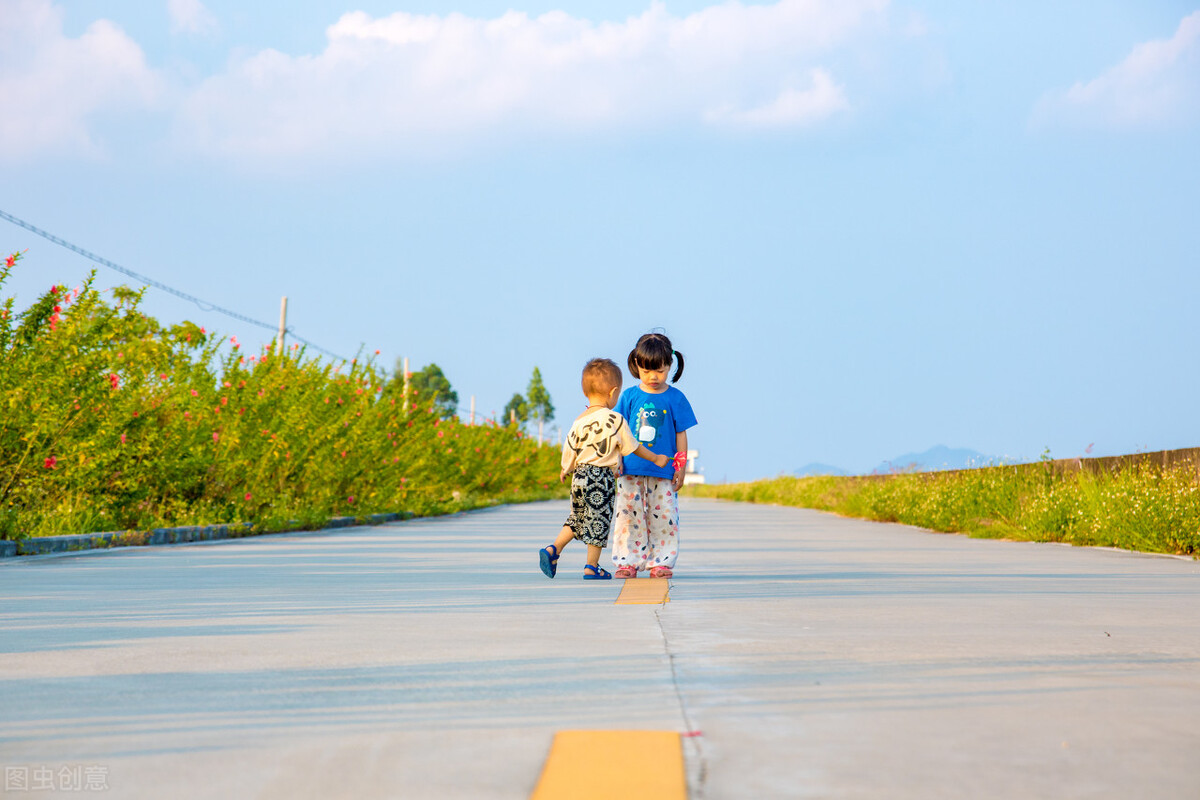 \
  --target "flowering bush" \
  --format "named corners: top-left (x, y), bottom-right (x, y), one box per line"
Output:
top-left (0, 252), bottom-right (564, 540)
